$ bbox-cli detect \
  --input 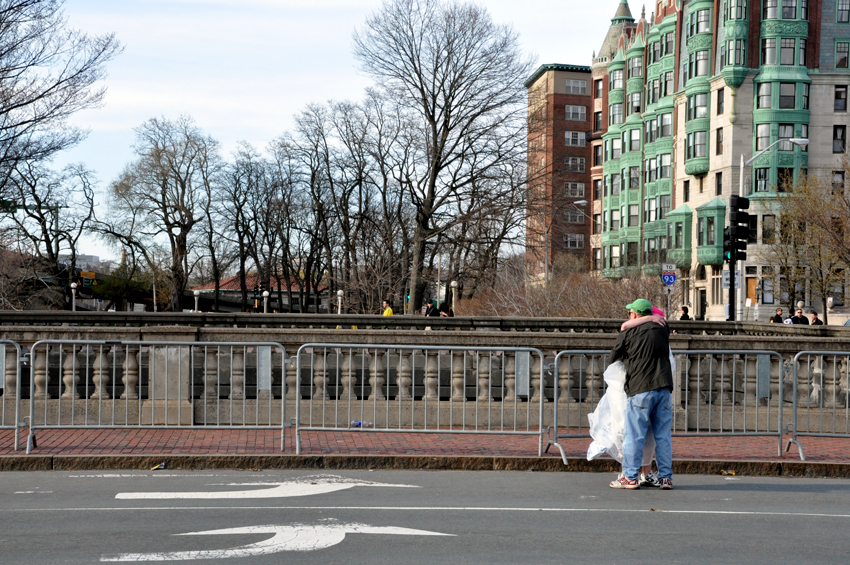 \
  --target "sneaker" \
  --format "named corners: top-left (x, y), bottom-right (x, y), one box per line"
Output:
top-left (660, 477), bottom-right (673, 490)
top-left (639, 471), bottom-right (661, 488)
top-left (609, 476), bottom-right (640, 489)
